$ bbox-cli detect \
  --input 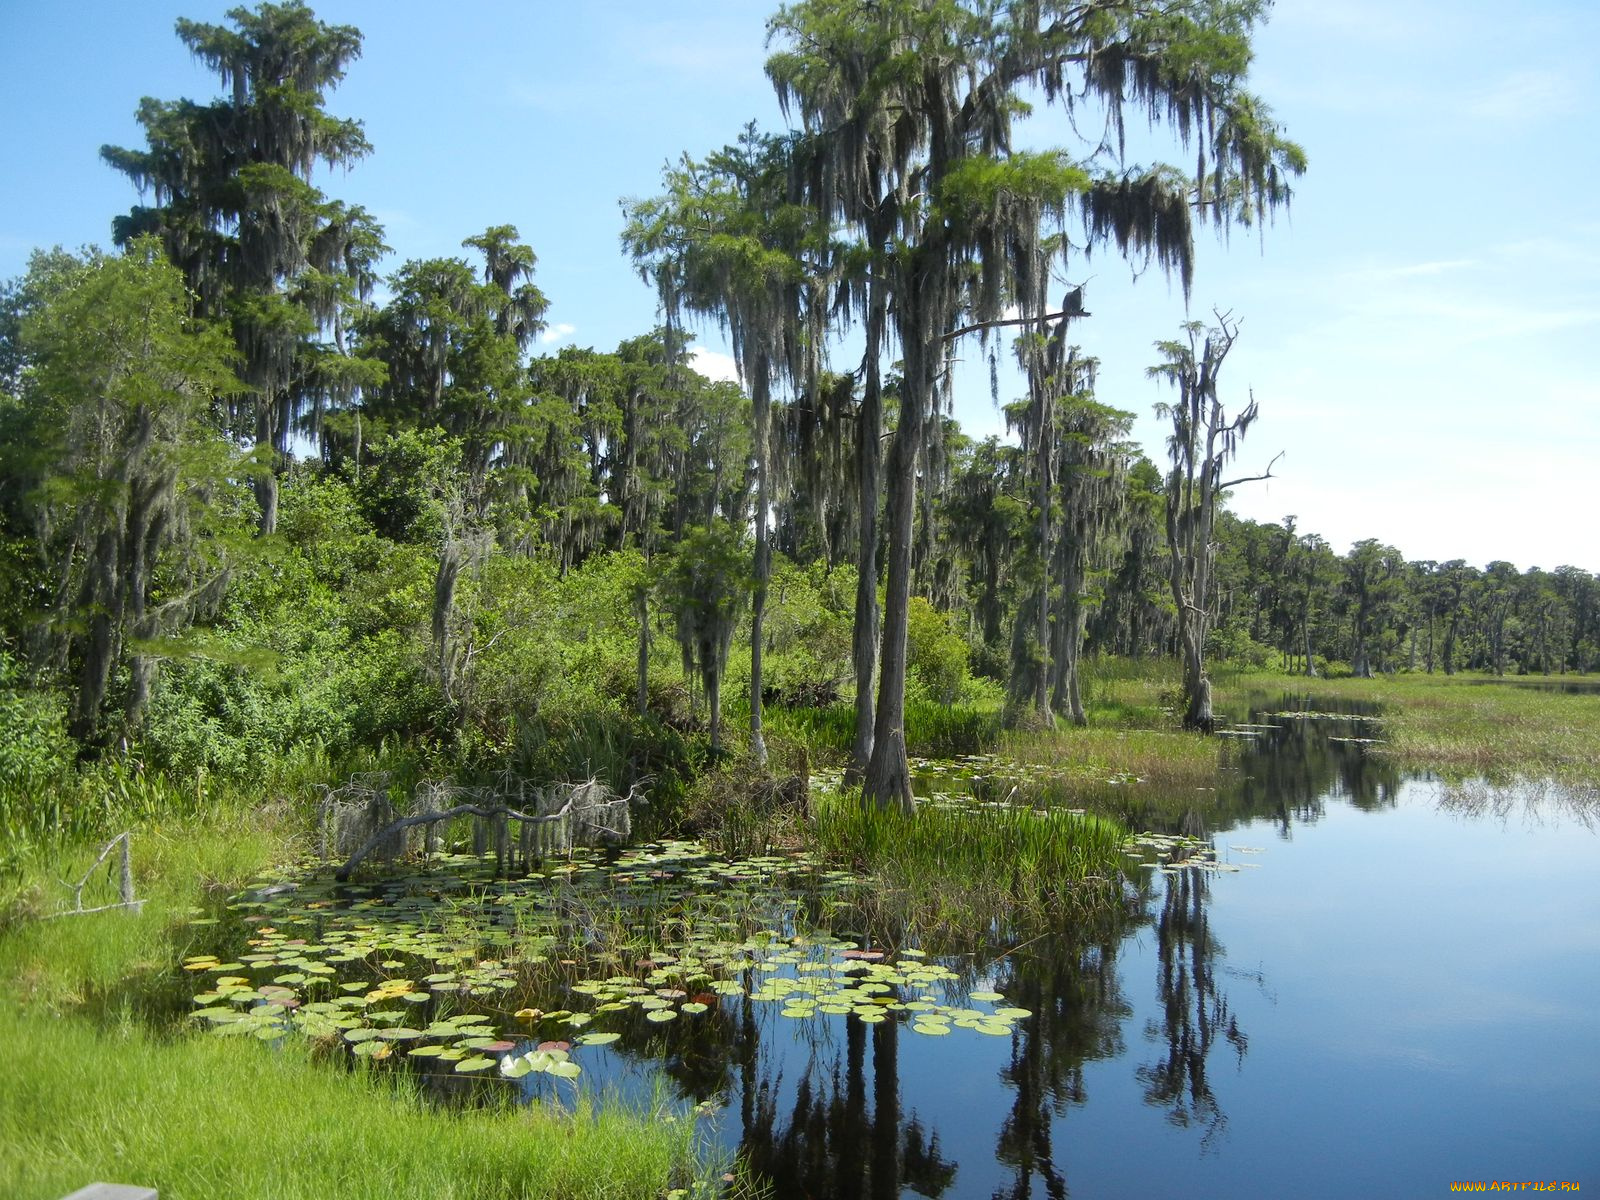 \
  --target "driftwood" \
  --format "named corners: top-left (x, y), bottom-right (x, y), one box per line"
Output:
top-left (332, 778), bottom-right (635, 881)
top-left (45, 832), bottom-right (143, 919)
